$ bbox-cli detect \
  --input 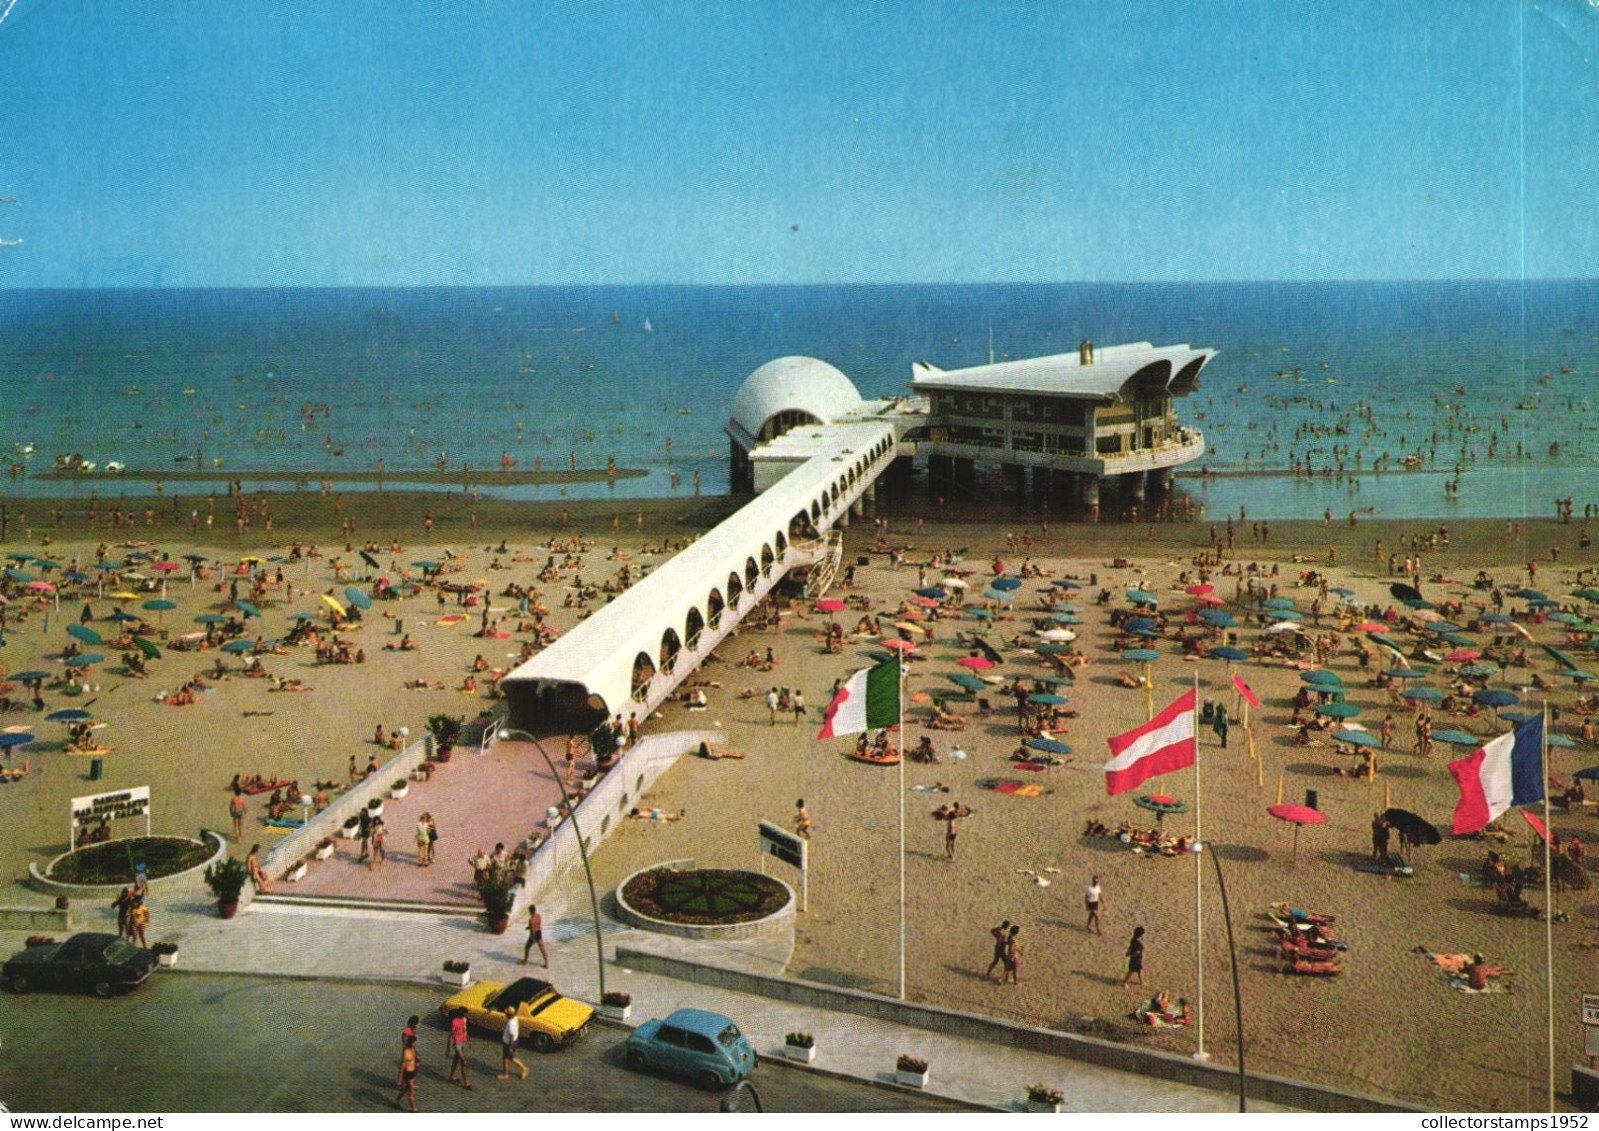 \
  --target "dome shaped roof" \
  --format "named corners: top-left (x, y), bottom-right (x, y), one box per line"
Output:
top-left (729, 356), bottom-right (862, 442)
